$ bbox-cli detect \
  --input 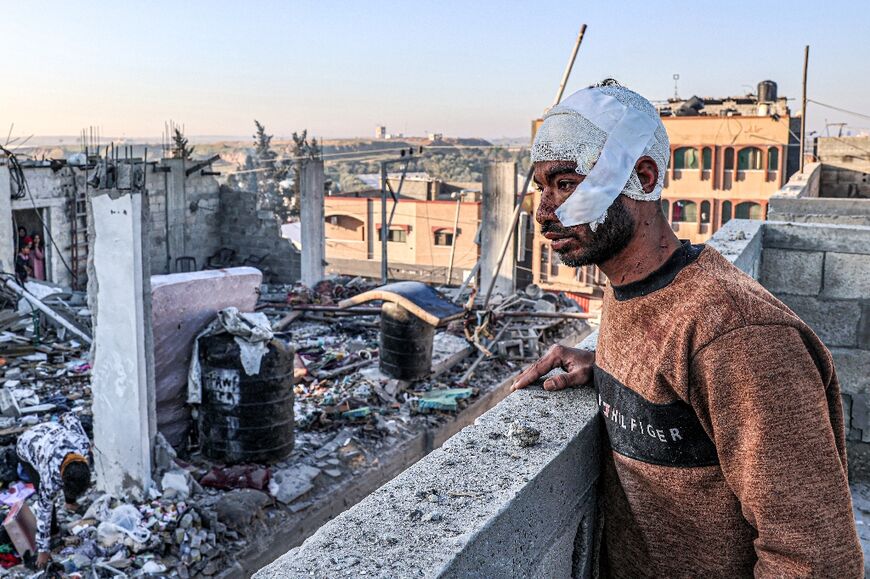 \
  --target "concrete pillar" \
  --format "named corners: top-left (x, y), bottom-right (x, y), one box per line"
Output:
top-left (87, 188), bottom-right (156, 498)
top-left (300, 160), bottom-right (325, 286)
top-left (164, 159), bottom-right (187, 273)
top-left (480, 162), bottom-right (517, 299)
top-left (0, 163), bottom-right (14, 274)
